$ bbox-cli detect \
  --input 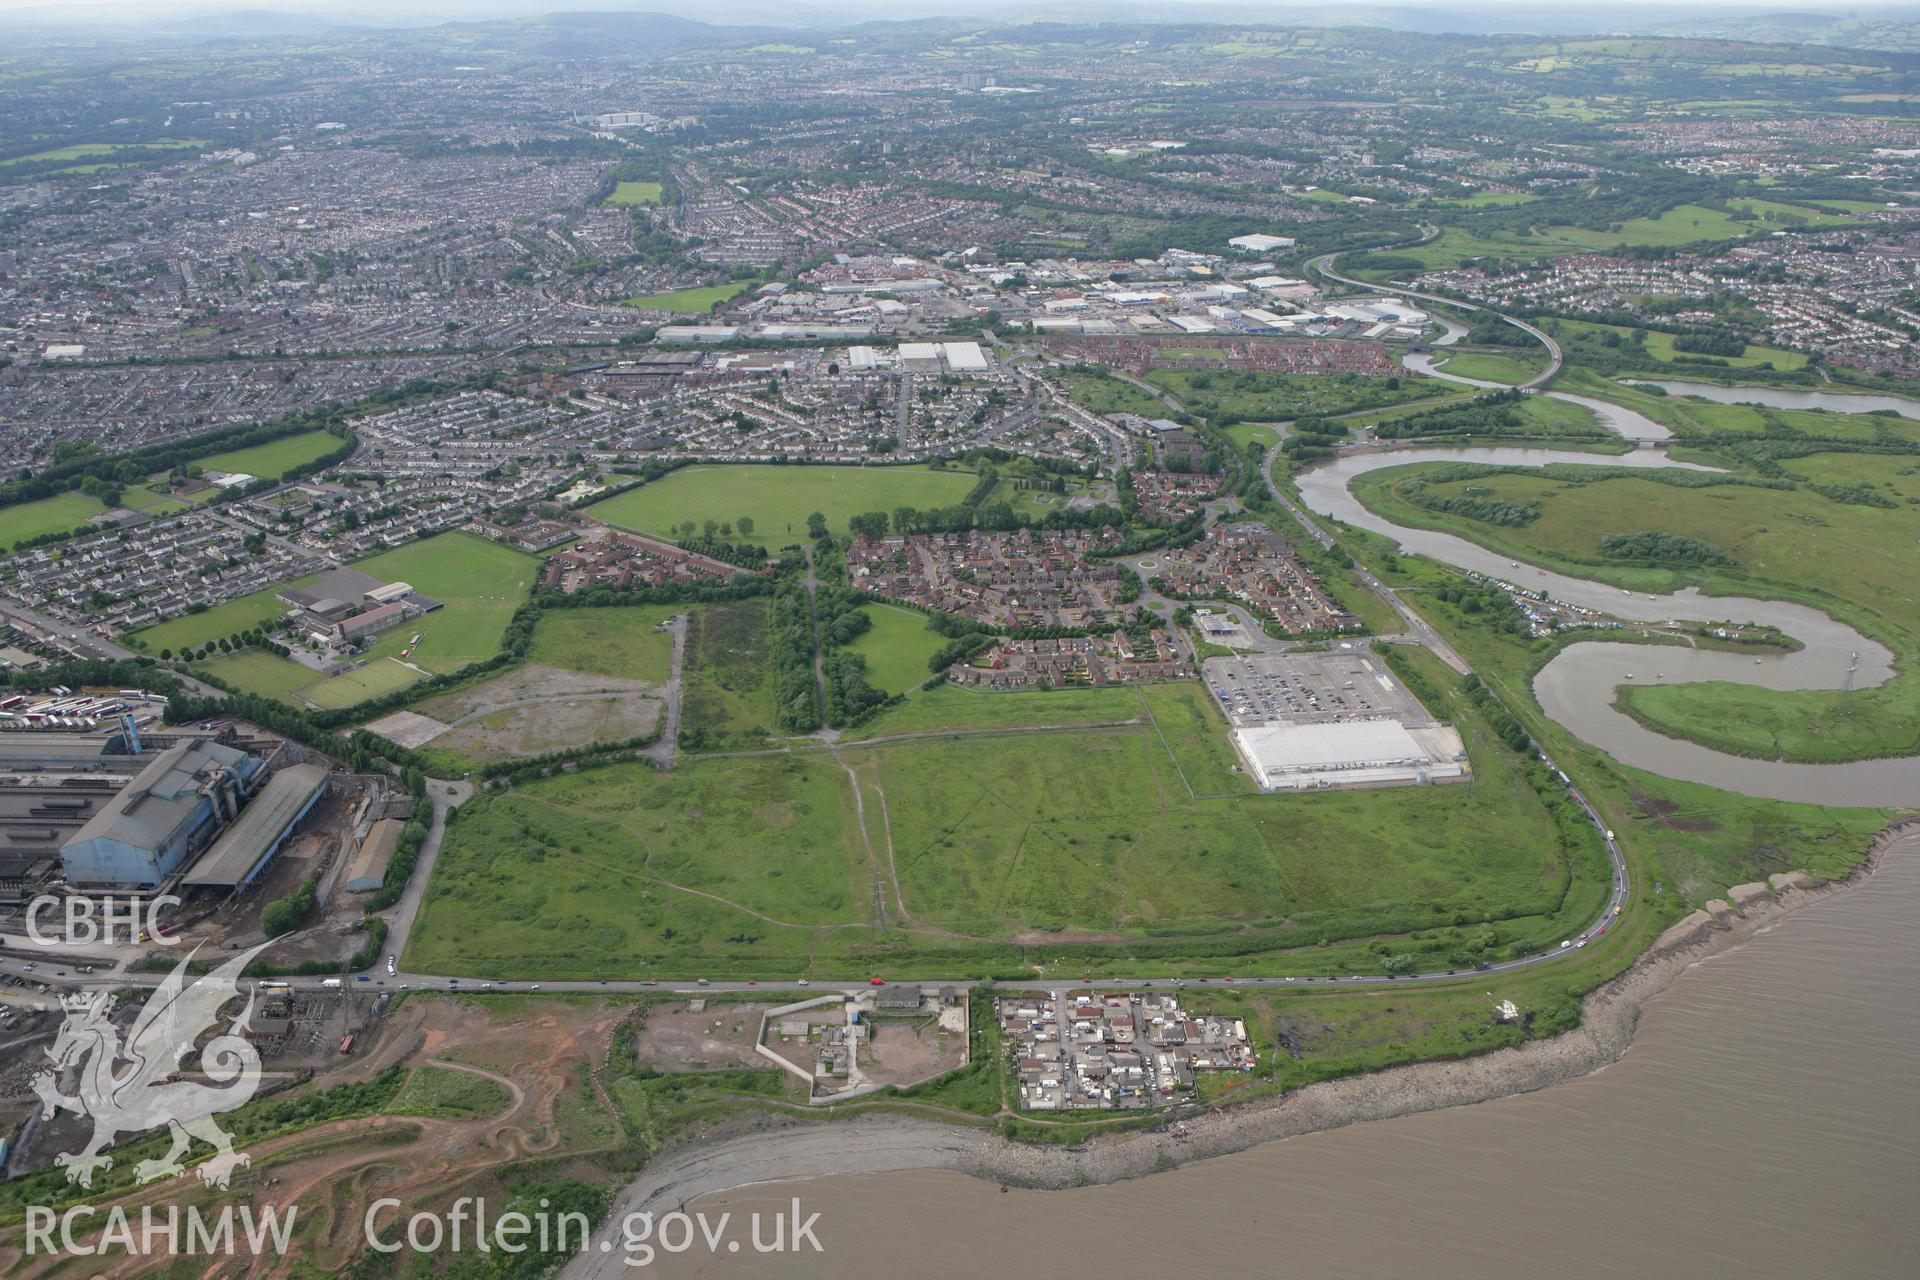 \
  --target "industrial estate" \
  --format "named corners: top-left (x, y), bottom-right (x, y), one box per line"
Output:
top-left (0, 5), bottom-right (1914, 1274)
